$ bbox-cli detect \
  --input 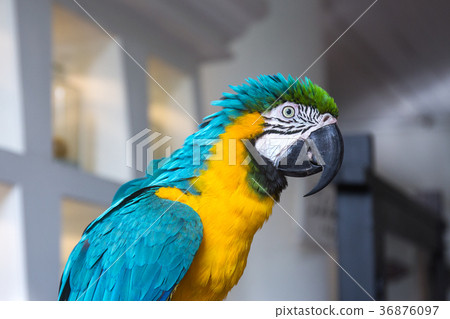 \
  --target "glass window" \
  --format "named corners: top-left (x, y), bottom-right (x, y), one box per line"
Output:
top-left (52, 4), bottom-right (131, 183)
top-left (0, 183), bottom-right (27, 300)
top-left (60, 198), bottom-right (107, 274)
top-left (147, 57), bottom-right (197, 160)
top-left (0, 0), bottom-right (25, 154)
